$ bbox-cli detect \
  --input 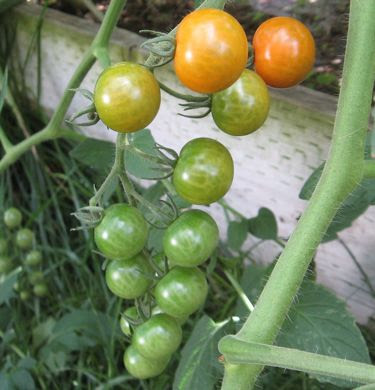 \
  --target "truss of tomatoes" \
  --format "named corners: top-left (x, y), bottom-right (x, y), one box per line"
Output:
top-left (90, 7), bottom-right (315, 380)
